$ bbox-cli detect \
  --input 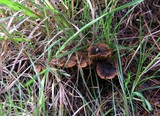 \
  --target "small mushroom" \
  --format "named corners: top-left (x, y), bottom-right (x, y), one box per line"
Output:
top-left (63, 60), bottom-right (77, 68)
top-left (50, 57), bottom-right (65, 66)
top-left (96, 60), bottom-right (117, 79)
top-left (77, 52), bottom-right (93, 68)
top-left (50, 54), bottom-right (77, 68)
top-left (62, 54), bottom-right (77, 68)
top-left (88, 43), bottom-right (111, 60)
